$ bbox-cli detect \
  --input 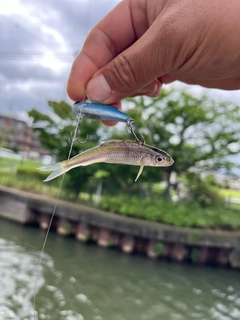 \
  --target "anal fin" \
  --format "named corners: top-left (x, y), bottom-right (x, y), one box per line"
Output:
top-left (135, 165), bottom-right (144, 182)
